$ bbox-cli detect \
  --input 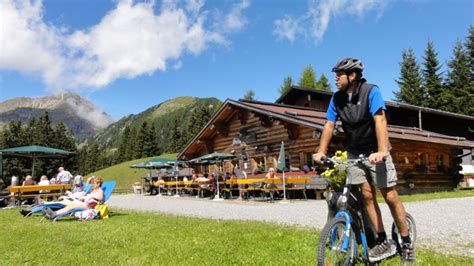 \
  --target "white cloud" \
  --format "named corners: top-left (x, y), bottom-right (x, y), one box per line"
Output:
top-left (0, 0), bottom-right (249, 91)
top-left (214, 0), bottom-right (250, 33)
top-left (273, 0), bottom-right (392, 44)
top-left (273, 15), bottom-right (300, 42)
top-left (0, 0), bottom-right (66, 85)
